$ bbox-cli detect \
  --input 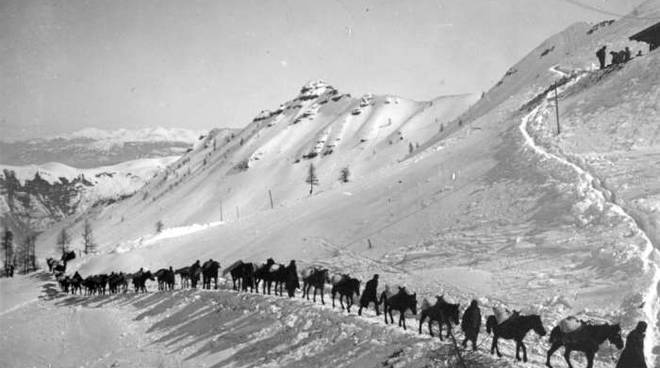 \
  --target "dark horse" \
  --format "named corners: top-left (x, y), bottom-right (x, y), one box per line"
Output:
top-left (175, 266), bottom-right (191, 288)
top-left (224, 260), bottom-right (255, 292)
top-left (545, 321), bottom-right (624, 368)
top-left (381, 287), bottom-right (417, 330)
top-left (331, 275), bottom-right (360, 312)
top-left (254, 258), bottom-right (276, 294)
top-left (418, 296), bottom-right (459, 340)
top-left (202, 259), bottom-right (221, 289)
top-left (132, 270), bottom-right (154, 293)
top-left (154, 268), bottom-right (175, 291)
top-left (302, 267), bottom-right (329, 304)
top-left (61, 250), bottom-right (76, 263)
top-left (486, 314), bottom-right (547, 362)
